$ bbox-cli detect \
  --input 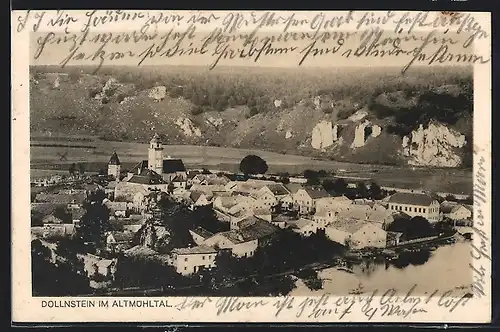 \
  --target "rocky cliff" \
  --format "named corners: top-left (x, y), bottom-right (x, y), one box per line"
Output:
top-left (29, 66), bottom-right (473, 168)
